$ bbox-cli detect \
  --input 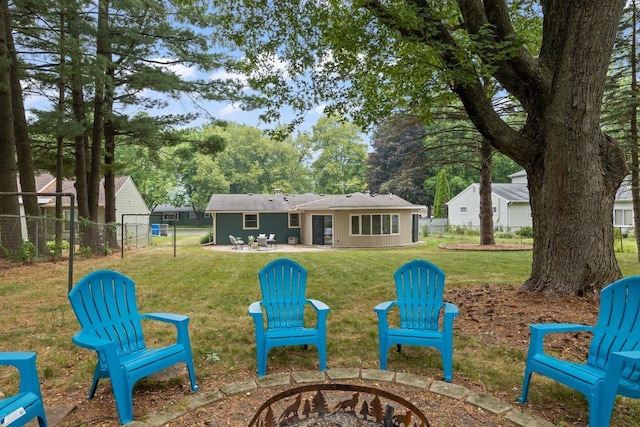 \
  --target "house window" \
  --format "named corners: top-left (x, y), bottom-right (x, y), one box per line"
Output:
top-left (459, 207), bottom-right (467, 214)
top-left (163, 212), bottom-right (178, 221)
top-left (189, 211), bottom-right (196, 219)
top-left (204, 212), bottom-right (211, 218)
top-left (614, 209), bottom-right (633, 226)
top-left (350, 214), bottom-right (399, 236)
top-left (289, 212), bottom-right (300, 228)
top-left (63, 210), bottom-right (71, 231)
top-left (244, 213), bottom-right (259, 229)
top-left (493, 206), bottom-right (497, 214)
